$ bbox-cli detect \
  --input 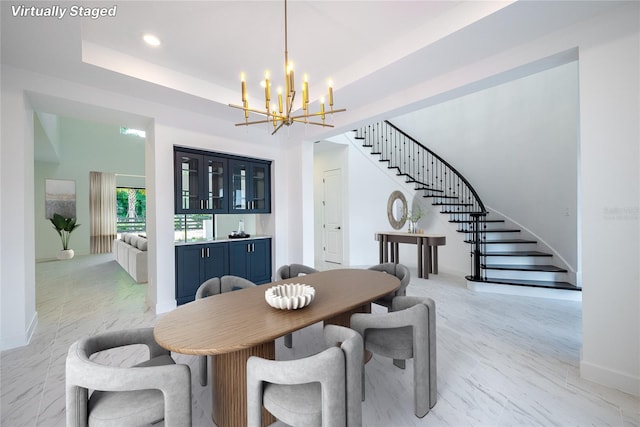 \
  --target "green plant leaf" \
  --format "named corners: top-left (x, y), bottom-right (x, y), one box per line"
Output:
top-left (49, 213), bottom-right (80, 250)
